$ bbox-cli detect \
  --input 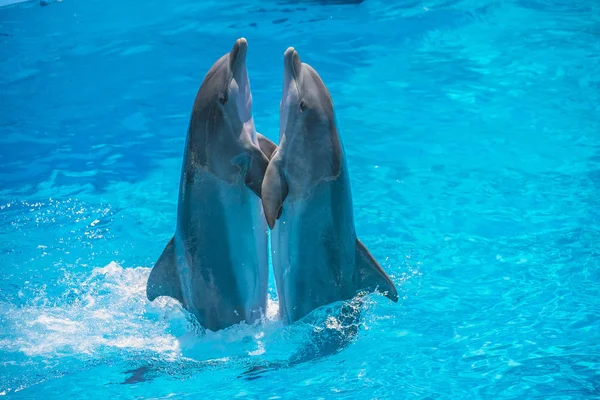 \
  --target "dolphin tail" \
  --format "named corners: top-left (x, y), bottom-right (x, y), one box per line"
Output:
top-left (256, 133), bottom-right (277, 160)
top-left (146, 237), bottom-right (183, 304)
top-left (355, 239), bottom-right (399, 302)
